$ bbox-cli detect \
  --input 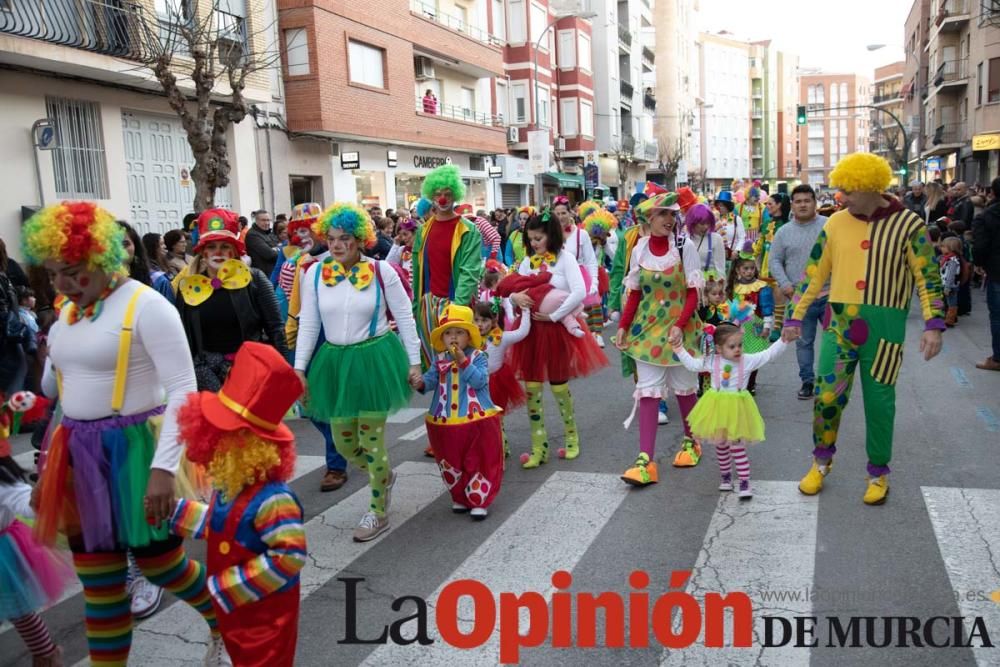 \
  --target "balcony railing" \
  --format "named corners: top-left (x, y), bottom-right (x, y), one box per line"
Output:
top-left (621, 80), bottom-right (634, 100)
top-left (618, 24), bottom-right (632, 47)
top-left (410, 0), bottom-right (503, 47)
top-left (933, 58), bottom-right (969, 87)
top-left (872, 92), bottom-right (902, 104)
top-left (752, 131), bottom-right (763, 139)
top-left (0, 0), bottom-right (157, 61)
top-left (751, 107), bottom-right (763, 118)
top-left (415, 95), bottom-right (505, 128)
top-left (933, 0), bottom-right (970, 26)
top-left (751, 151), bottom-right (763, 159)
top-left (932, 121), bottom-right (967, 145)
top-left (621, 133), bottom-right (636, 153)
top-left (641, 45), bottom-right (654, 66)
top-left (643, 92), bottom-right (655, 111)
